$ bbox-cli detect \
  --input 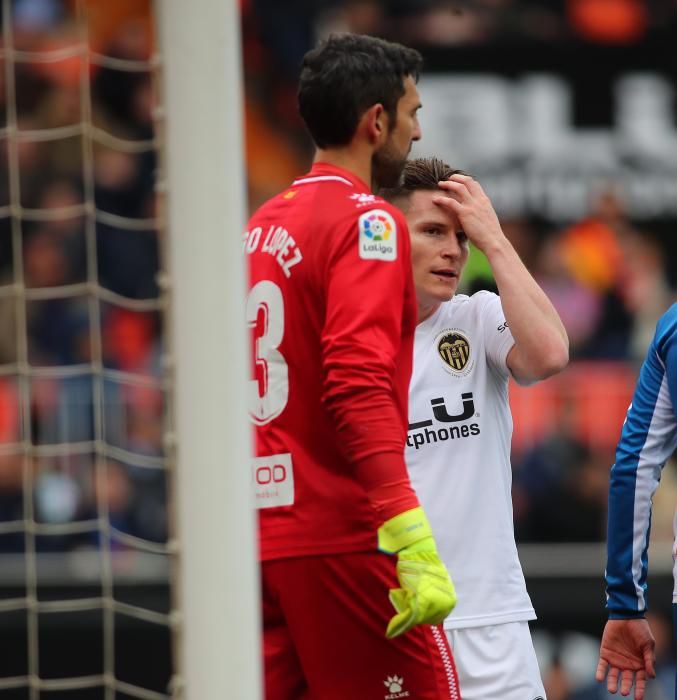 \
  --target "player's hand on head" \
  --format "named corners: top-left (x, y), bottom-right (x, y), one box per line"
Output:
top-left (377, 507), bottom-right (457, 638)
top-left (432, 173), bottom-right (504, 254)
